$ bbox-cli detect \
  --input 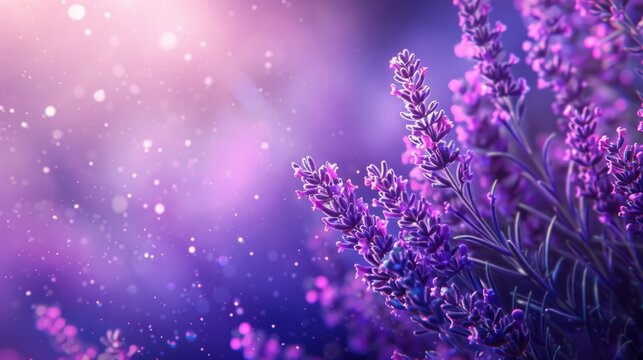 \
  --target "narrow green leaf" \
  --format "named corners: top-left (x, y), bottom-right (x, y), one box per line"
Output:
top-left (507, 240), bottom-right (551, 292)
top-left (545, 307), bottom-right (582, 322)
top-left (544, 215), bottom-right (557, 279)
top-left (513, 211), bottom-right (521, 251)
top-left (550, 258), bottom-right (564, 282)
top-left (614, 340), bottom-right (633, 359)
top-left (485, 261), bottom-right (497, 296)
top-left (470, 257), bottom-right (525, 277)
